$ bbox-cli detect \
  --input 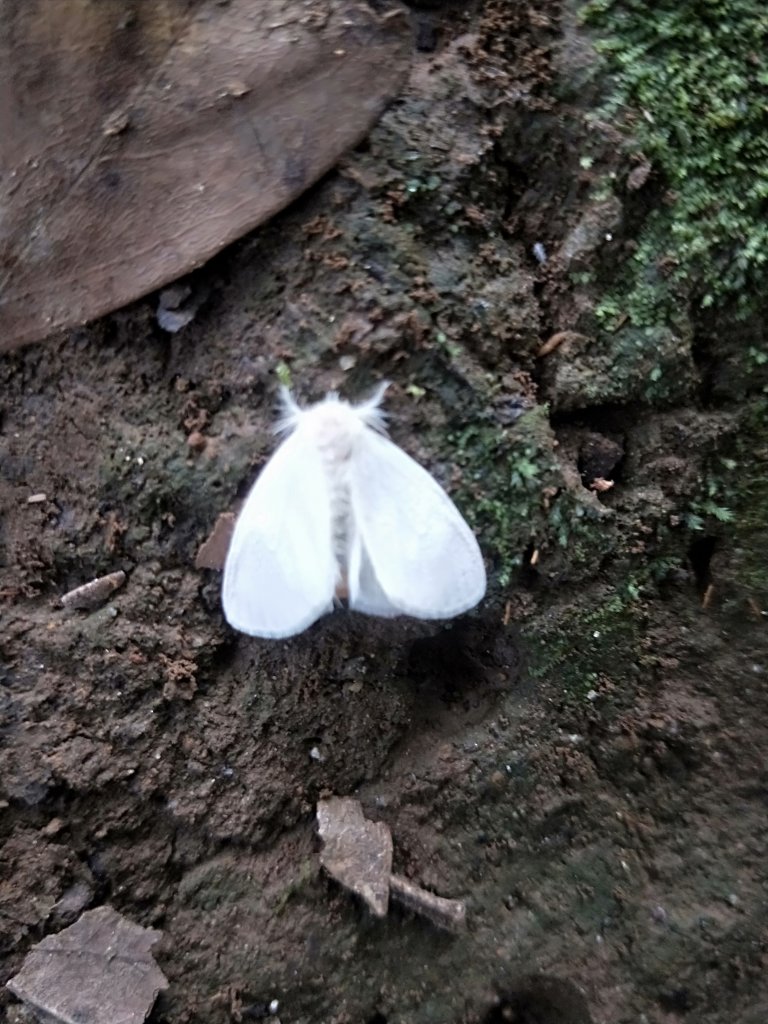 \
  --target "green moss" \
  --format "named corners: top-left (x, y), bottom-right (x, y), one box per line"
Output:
top-left (544, 488), bottom-right (619, 575)
top-left (450, 404), bottom-right (630, 585)
top-left (545, 323), bottom-right (694, 408)
top-left (449, 406), bottom-right (561, 585)
top-left (524, 582), bottom-right (647, 699)
top-left (271, 859), bottom-right (315, 916)
top-left (581, 0), bottom-right (768, 322)
top-left (689, 398), bottom-right (768, 606)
